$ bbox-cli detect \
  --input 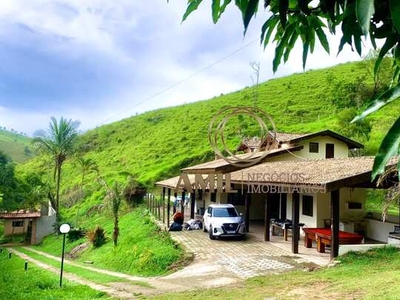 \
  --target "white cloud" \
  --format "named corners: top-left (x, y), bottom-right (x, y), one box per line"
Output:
top-left (0, 1), bottom-right (374, 136)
